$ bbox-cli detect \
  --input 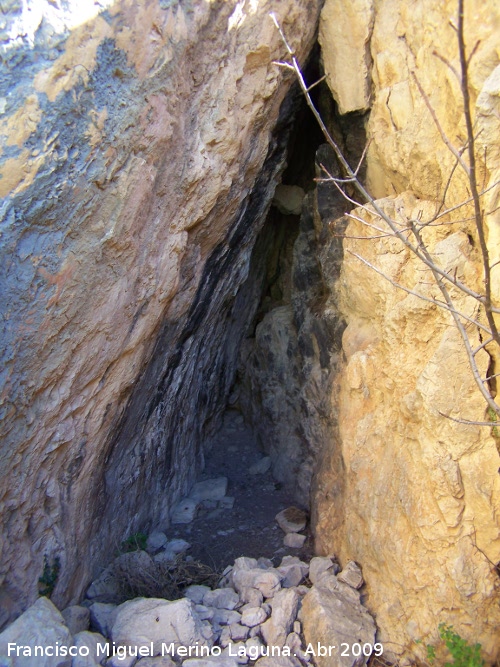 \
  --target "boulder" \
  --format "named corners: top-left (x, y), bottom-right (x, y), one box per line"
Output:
top-left (72, 631), bottom-right (107, 667)
top-left (260, 589), bottom-right (299, 648)
top-left (88, 603), bottom-right (118, 637)
top-left (112, 598), bottom-right (208, 657)
top-left (171, 499), bottom-right (200, 525)
top-left (301, 576), bottom-right (376, 667)
top-left (61, 605), bottom-right (90, 635)
top-left (0, 597), bottom-right (72, 667)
